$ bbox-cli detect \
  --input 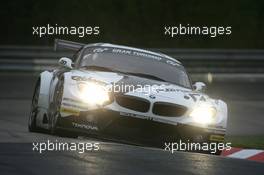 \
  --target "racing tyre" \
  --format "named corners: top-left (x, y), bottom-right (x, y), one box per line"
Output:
top-left (28, 80), bottom-right (40, 132)
top-left (50, 77), bottom-right (78, 138)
